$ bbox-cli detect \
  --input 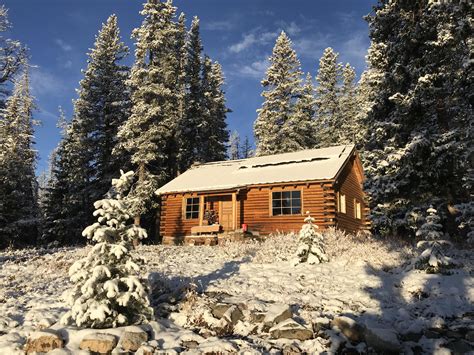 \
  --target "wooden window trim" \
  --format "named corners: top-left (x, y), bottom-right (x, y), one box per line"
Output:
top-left (183, 196), bottom-right (200, 220)
top-left (269, 188), bottom-right (303, 217)
top-left (338, 193), bottom-right (346, 214)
